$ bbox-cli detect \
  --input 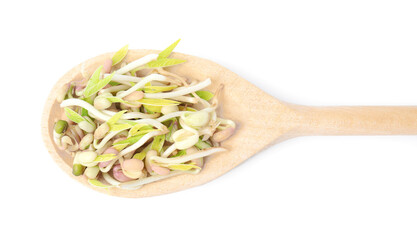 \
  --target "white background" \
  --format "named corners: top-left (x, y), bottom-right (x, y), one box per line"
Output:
top-left (1, 0), bottom-right (417, 239)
